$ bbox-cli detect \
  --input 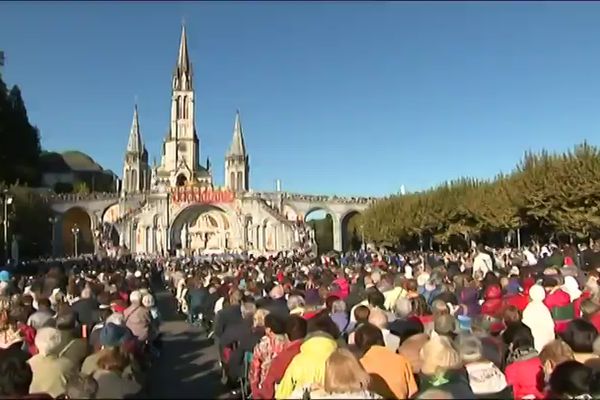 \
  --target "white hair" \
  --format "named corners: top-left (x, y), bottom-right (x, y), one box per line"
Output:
top-left (106, 312), bottom-right (125, 326)
top-left (130, 290), bottom-right (142, 305)
top-left (142, 294), bottom-right (155, 308)
top-left (394, 297), bottom-right (412, 318)
top-left (35, 327), bottom-right (62, 356)
top-left (331, 299), bottom-right (346, 314)
top-left (287, 295), bottom-right (305, 311)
